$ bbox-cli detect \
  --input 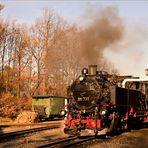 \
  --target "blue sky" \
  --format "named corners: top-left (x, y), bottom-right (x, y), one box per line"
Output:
top-left (1, 1), bottom-right (148, 24)
top-left (1, 0), bottom-right (148, 77)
